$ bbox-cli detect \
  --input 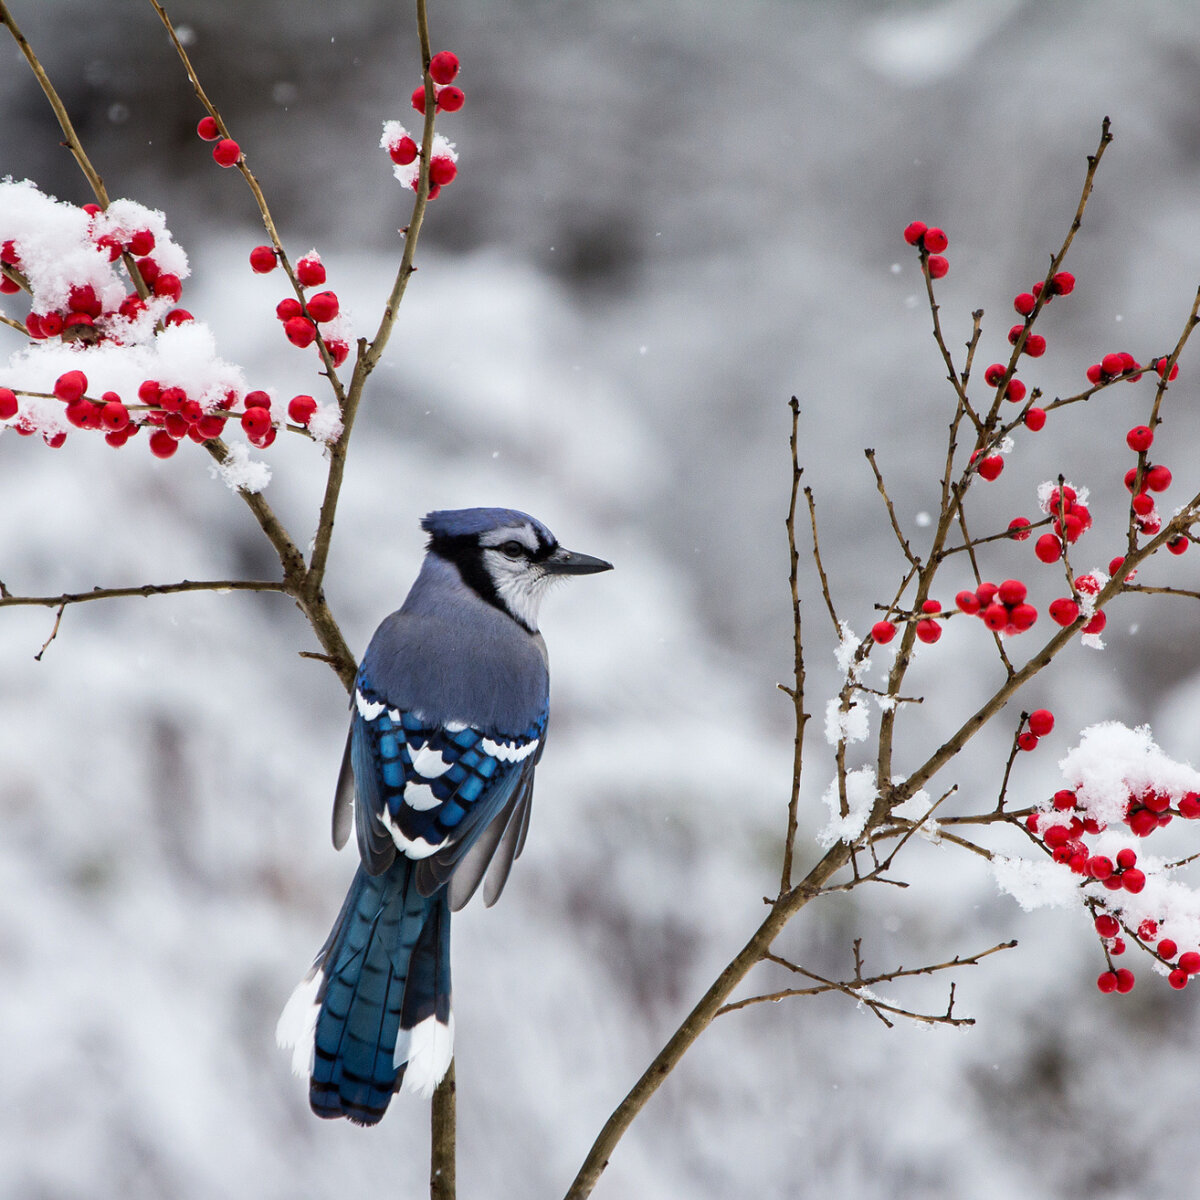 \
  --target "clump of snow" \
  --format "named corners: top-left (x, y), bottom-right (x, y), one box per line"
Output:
top-left (1058, 722), bottom-right (1200, 829)
top-left (834, 622), bottom-right (866, 682)
top-left (210, 442), bottom-right (271, 494)
top-left (817, 766), bottom-right (877, 848)
top-left (992, 855), bottom-right (1079, 911)
top-left (824, 695), bottom-right (869, 746)
top-left (306, 401), bottom-right (343, 445)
